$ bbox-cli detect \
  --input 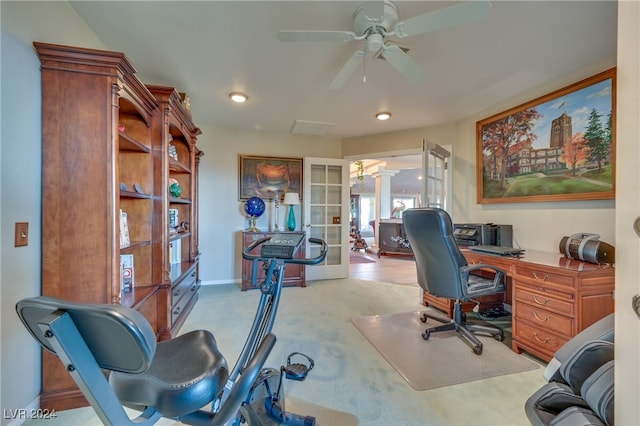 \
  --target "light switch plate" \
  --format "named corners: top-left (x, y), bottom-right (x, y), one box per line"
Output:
top-left (15, 222), bottom-right (28, 247)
